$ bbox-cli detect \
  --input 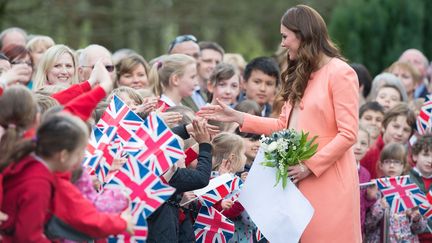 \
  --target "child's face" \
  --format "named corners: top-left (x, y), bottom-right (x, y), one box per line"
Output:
top-left (353, 130), bottom-right (369, 161)
top-left (414, 150), bottom-right (432, 176)
top-left (244, 69), bottom-right (277, 106)
top-left (242, 137), bottom-right (260, 163)
top-left (375, 87), bottom-right (401, 112)
top-left (60, 143), bottom-right (87, 172)
top-left (230, 146), bottom-right (247, 173)
top-left (210, 75), bottom-right (240, 106)
top-left (382, 115), bottom-right (412, 144)
top-left (359, 110), bottom-right (384, 140)
top-left (177, 63), bottom-right (198, 98)
top-left (379, 159), bottom-right (405, 177)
